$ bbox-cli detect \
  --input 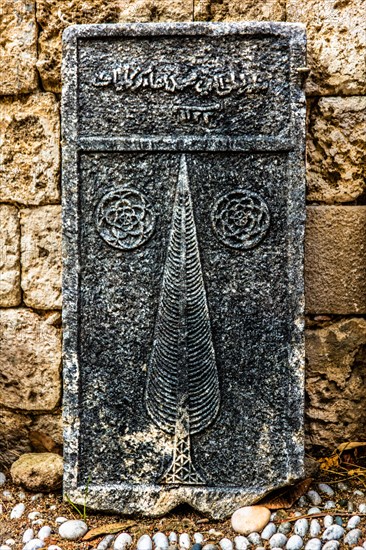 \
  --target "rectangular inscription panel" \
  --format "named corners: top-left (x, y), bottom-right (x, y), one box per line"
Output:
top-left (62, 23), bottom-right (306, 519)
